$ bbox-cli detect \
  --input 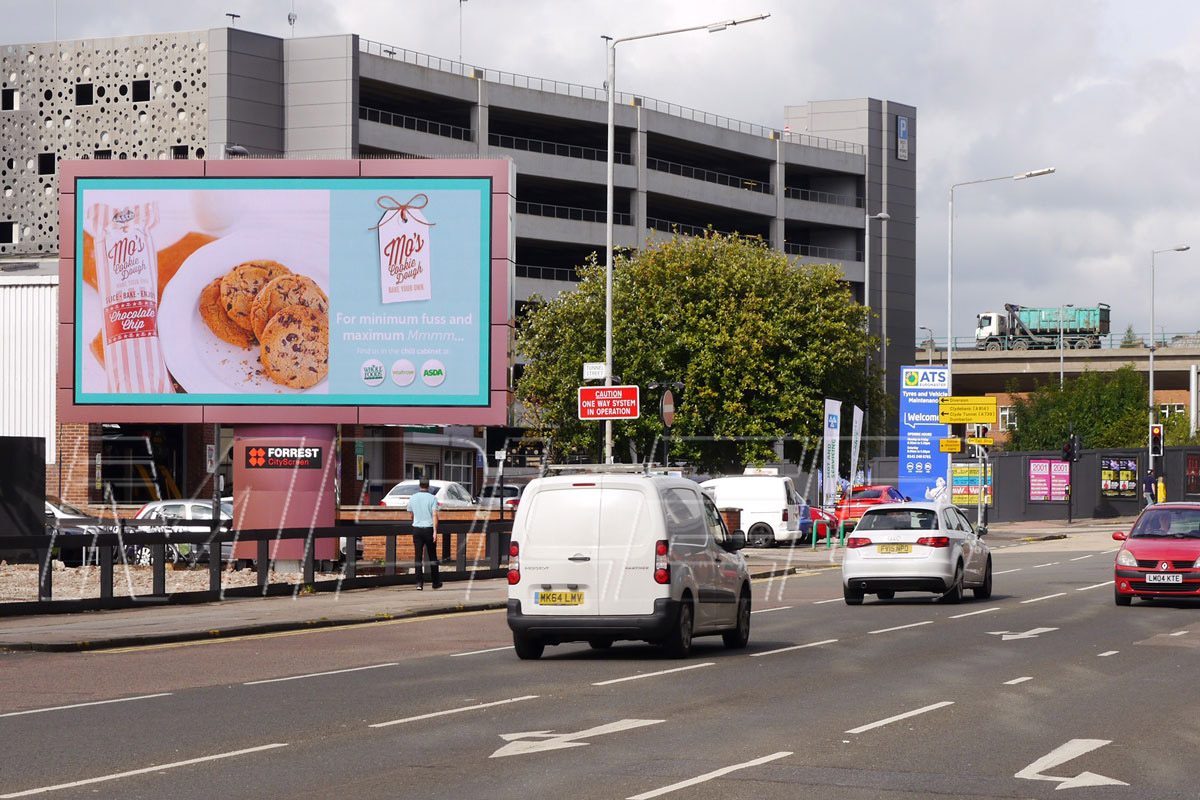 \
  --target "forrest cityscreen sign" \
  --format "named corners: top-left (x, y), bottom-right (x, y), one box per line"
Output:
top-left (58, 159), bottom-right (512, 425)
